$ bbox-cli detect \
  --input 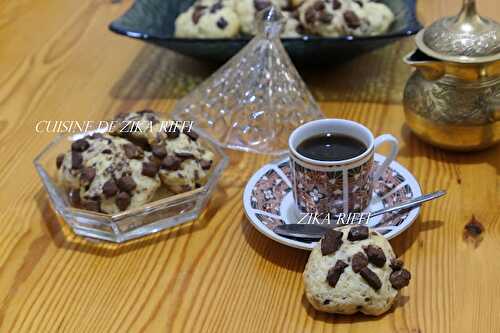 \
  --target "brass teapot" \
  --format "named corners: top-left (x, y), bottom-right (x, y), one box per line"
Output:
top-left (403, 0), bottom-right (500, 151)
